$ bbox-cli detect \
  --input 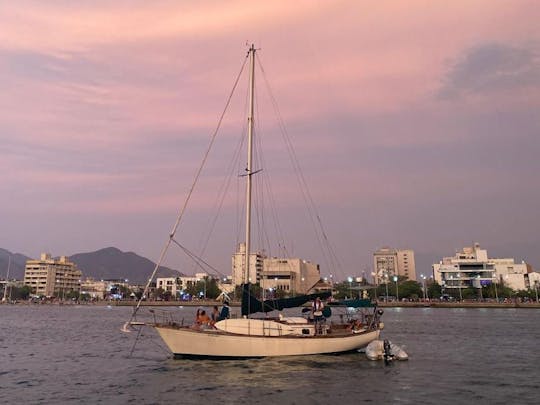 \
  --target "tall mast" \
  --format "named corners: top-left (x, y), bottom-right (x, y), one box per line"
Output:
top-left (244, 44), bottom-right (256, 284)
